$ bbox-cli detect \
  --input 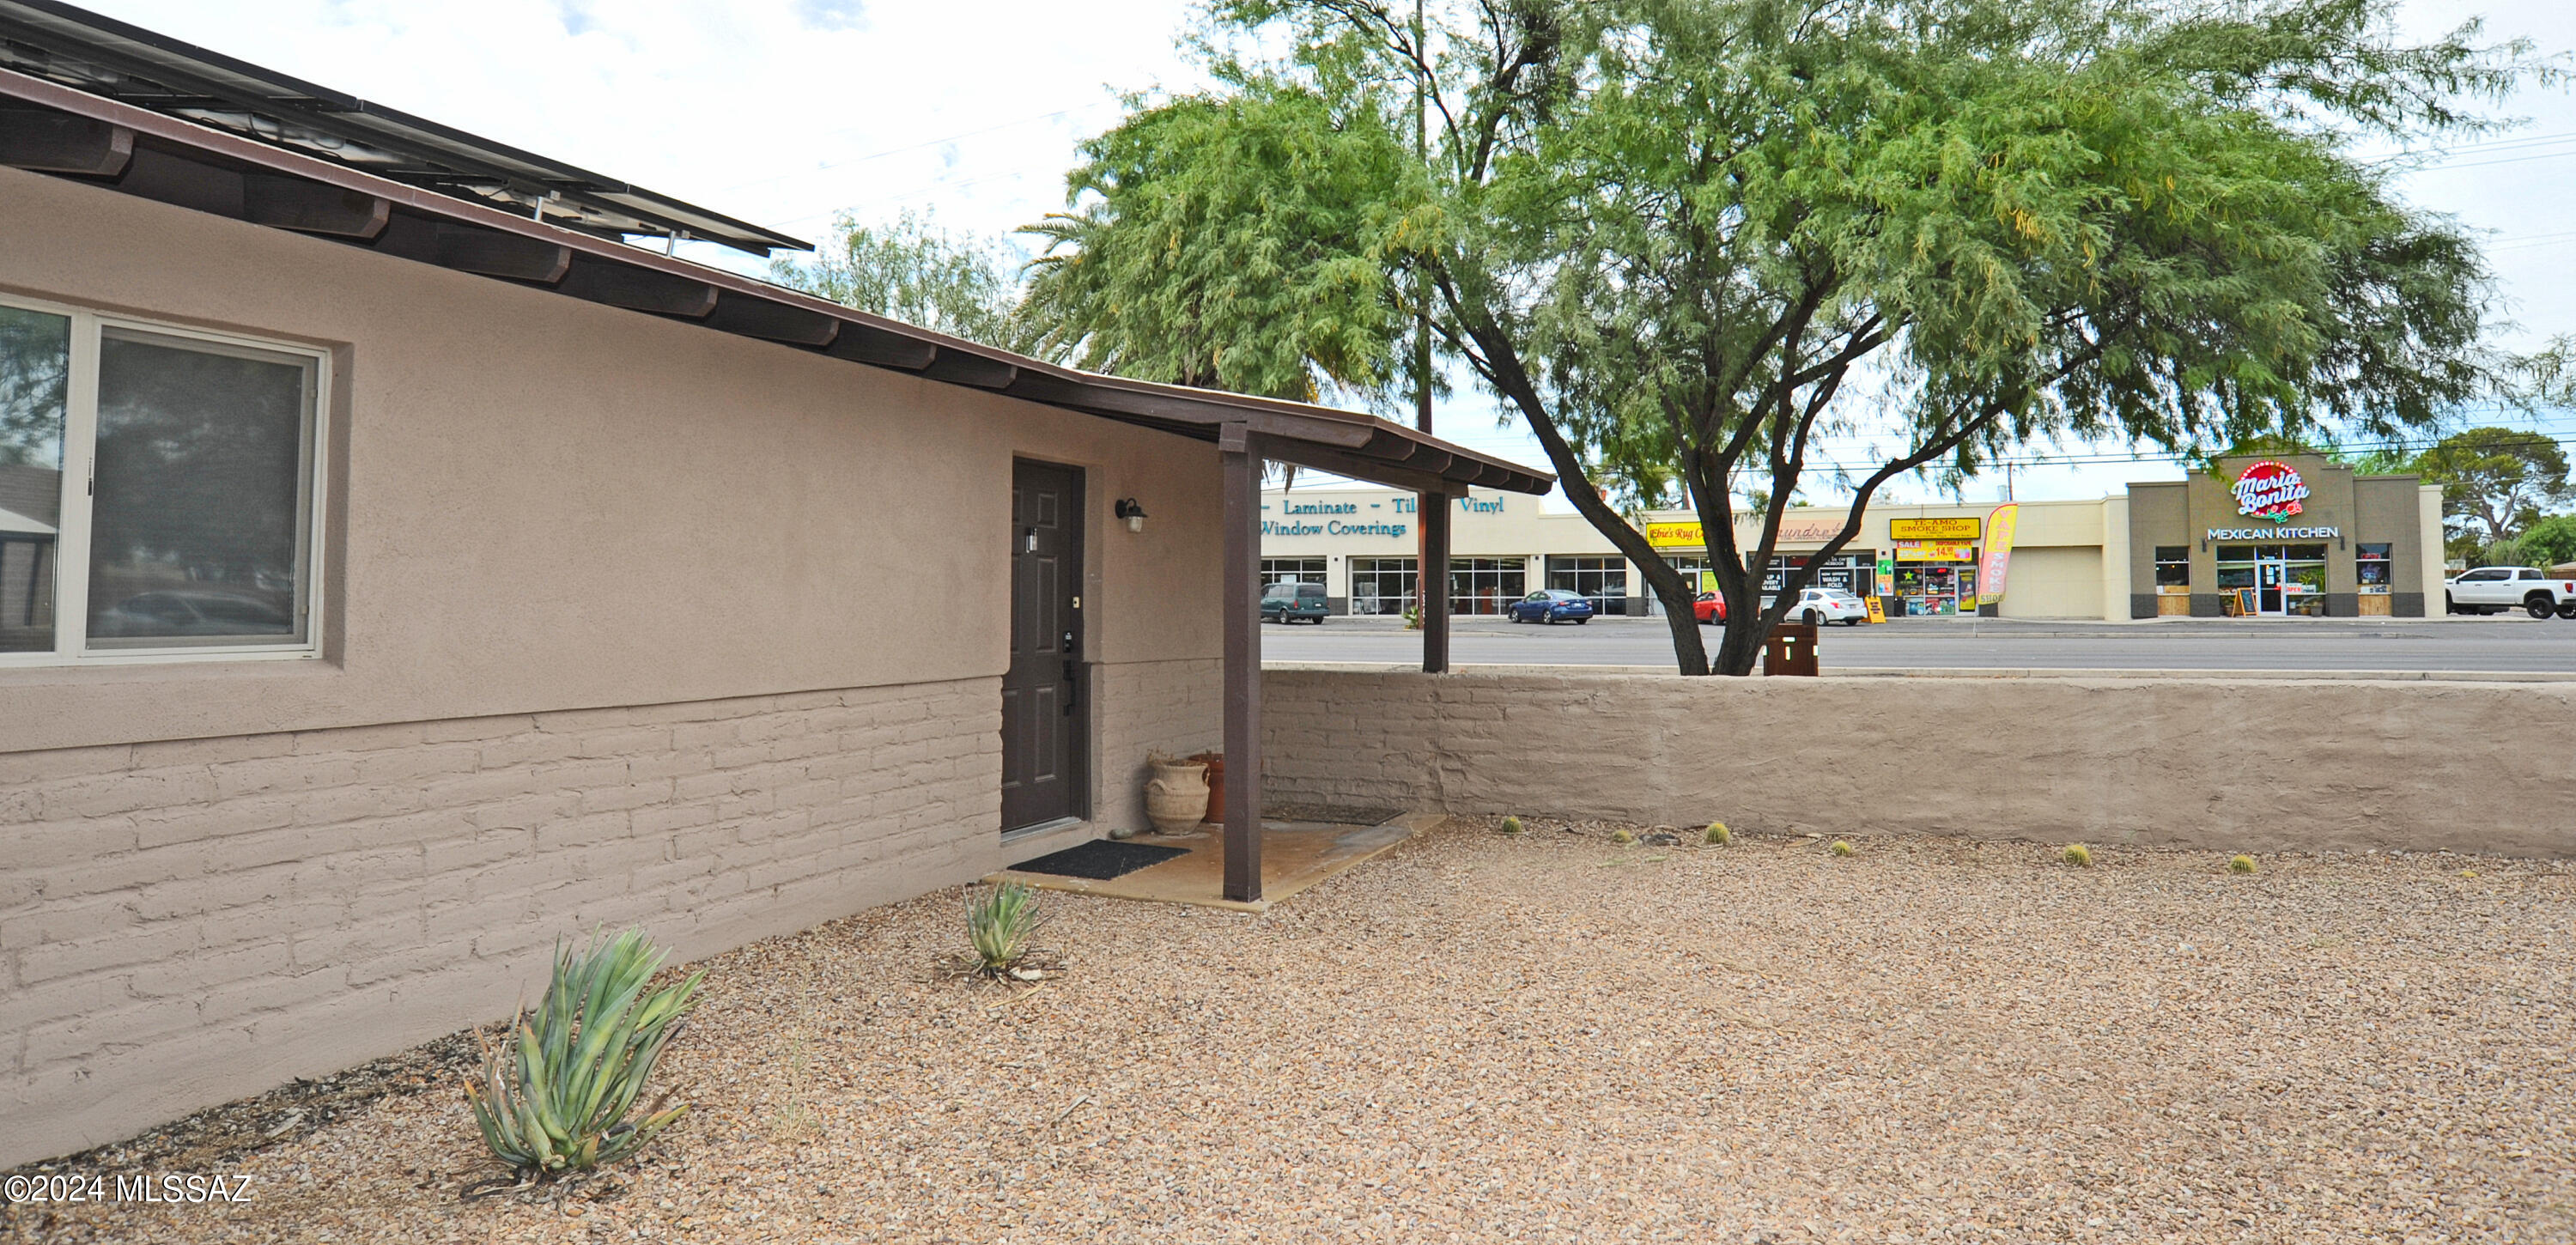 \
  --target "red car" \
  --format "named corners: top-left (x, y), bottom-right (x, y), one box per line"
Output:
top-left (1692, 592), bottom-right (1728, 625)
